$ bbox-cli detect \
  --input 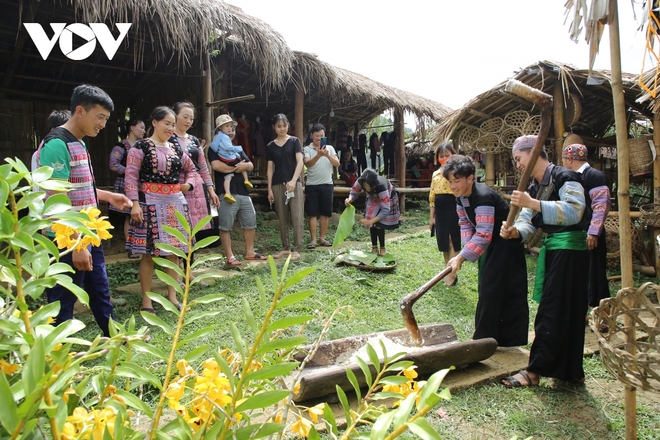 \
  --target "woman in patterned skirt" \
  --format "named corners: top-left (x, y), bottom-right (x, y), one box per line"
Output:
top-left (125, 106), bottom-right (197, 314)
top-left (109, 117), bottom-right (144, 249)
